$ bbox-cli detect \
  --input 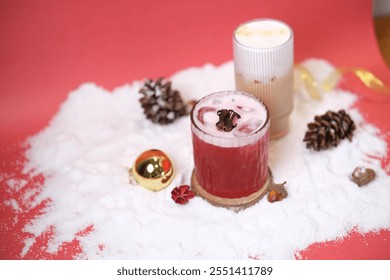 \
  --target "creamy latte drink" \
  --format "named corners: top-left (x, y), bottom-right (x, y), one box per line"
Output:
top-left (233, 19), bottom-right (294, 139)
